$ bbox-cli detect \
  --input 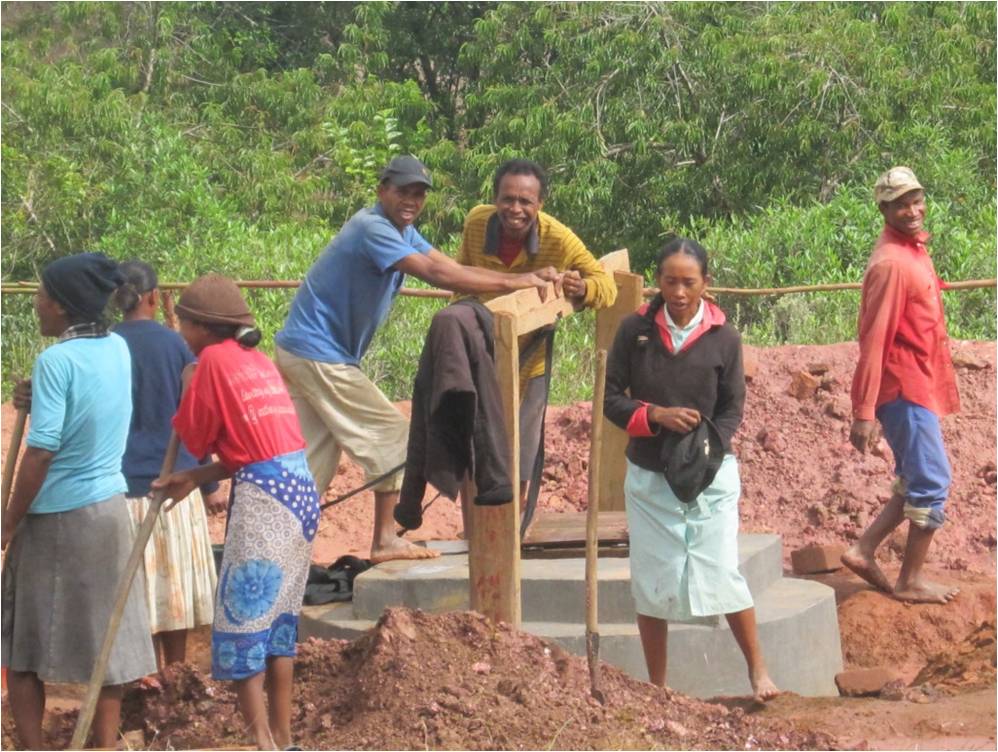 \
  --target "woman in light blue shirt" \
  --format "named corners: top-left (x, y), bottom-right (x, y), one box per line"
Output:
top-left (1, 253), bottom-right (156, 750)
